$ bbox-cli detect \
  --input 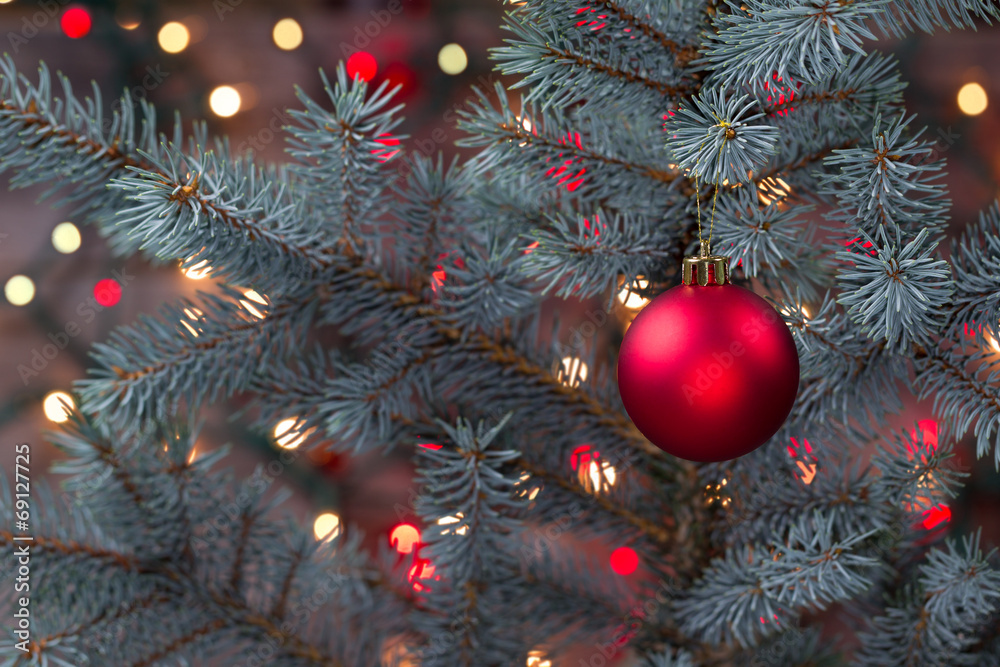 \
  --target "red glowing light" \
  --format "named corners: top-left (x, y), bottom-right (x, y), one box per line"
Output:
top-left (371, 133), bottom-right (401, 162)
top-left (61, 7), bottom-right (92, 39)
top-left (609, 547), bottom-right (639, 575)
top-left (93, 279), bottom-right (122, 307)
top-left (921, 504), bottom-right (951, 530)
top-left (418, 441), bottom-right (442, 451)
top-left (909, 419), bottom-right (939, 456)
top-left (845, 236), bottom-right (878, 257)
top-left (523, 241), bottom-right (540, 255)
top-left (346, 52), bottom-right (377, 82)
top-left (570, 444), bottom-right (599, 471)
top-left (408, 558), bottom-right (438, 592)
top-left (390, 524), bottom-right (421, 553)
top-left (382, 62), bottom-right (417, 96)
